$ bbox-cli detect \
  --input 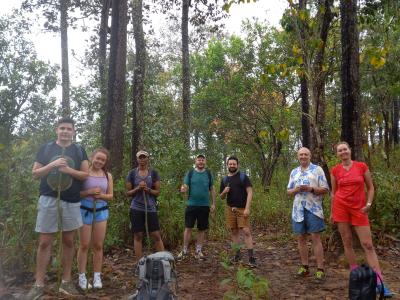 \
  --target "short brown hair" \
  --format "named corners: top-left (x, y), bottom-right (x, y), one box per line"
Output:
top-left (57, 117), bottom-right (75, 127)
